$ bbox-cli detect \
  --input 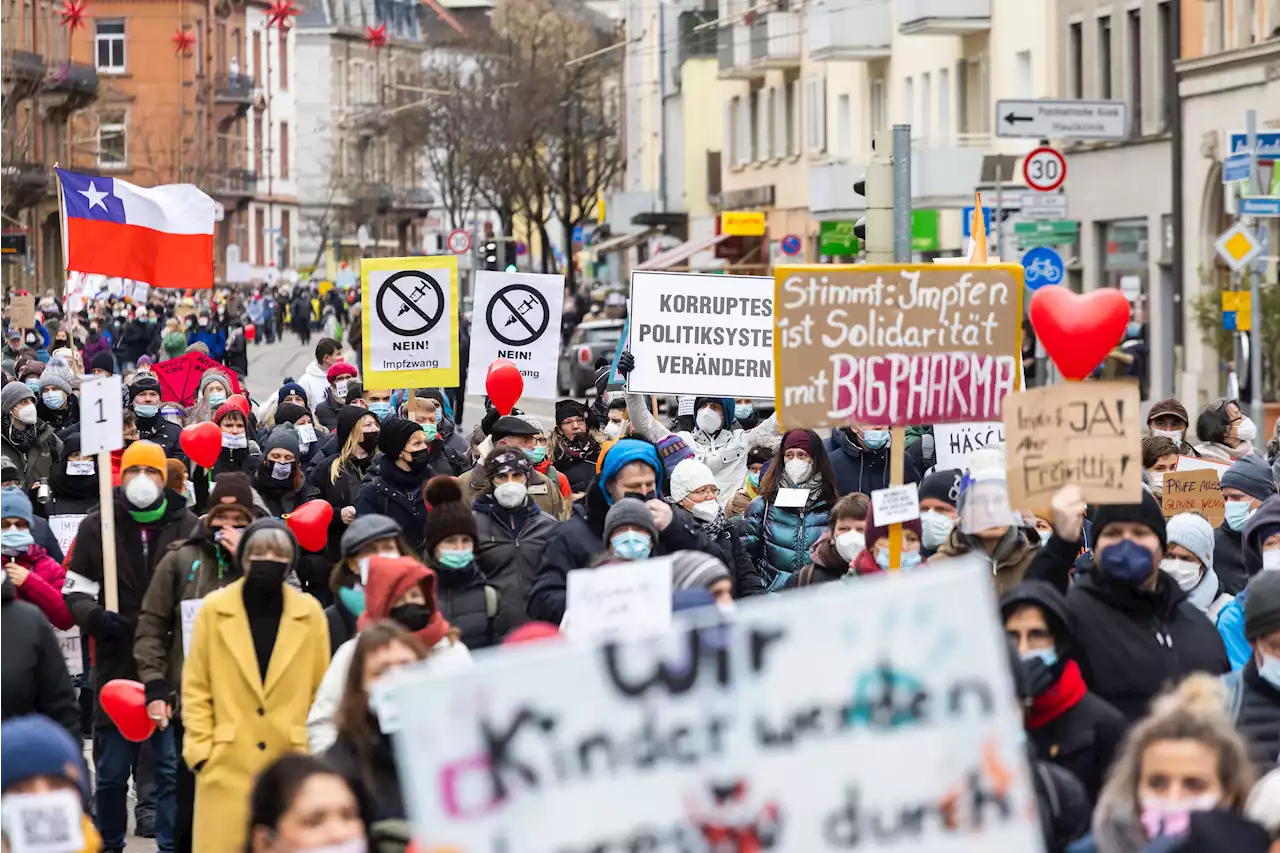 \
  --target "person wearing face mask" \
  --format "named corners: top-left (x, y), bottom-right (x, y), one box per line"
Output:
top-left (192, 403), bottom-right (262, 512)
top-left (185, 310), bottom-right (226, 361)
top-left (1024, 485), bottom-right (1229, 722)
top-left (527, 438), bottom-right (714, 624)
top-left (362, 387), bottom-right (394, 424)
top-left (458, 415), bottom-right (567, 519)
top-left (517, 414), bottom-right (571, 500)
top-left (1, 381), bottom-right (62, 498)
top-left (297, 338), bottom-right (344, 411)
top-left (63, 440), bottom-right (198, 853)
top-left (0, 716), bottom-right (104, 853)
top-left (81, 317), bottom-right (114, 369)
top-left (916, 468), bottom-right (963, 558)
top-left (931, 468), bottom-right (1040, 593)
top-left (669, 458), bottom-right (761, 597)
top-left (1, 489), bottom-right (72, 628)
top-left (34, 356), bottom-right (79, 437)
top-left (1159, 512), bottom-right (1232, 628)
top-left (355, 418), bottom-right (434, 550)
top-left (404, 395), bottom-right (471, 478)
top-left (549, 399), bottom-right (603, 495)
top-left (309, 554), bottom-right (471, 753)
top-left (1001, 581), bottom-right (1127, 805)
top-left (46, 434), bottom-right (100, 525)
top-left (604, 397), bottom-right (631, 440)
top-left (312, 407), bottom-right (381, 562)
top-left (1214, 455), bottom-right (1277, 595)
top-left (1148, 398), bottom-right (1200, 458)
top-left (848, 501), bottom-right (926, 575)
top-left (1218, 495), bottom-right (1280, 672)
top-left (824, 423), bottom-right (921, 498)
top-left (471, 446), bottom-right (558, 627)
top-left (1196, 397), bottom-right (1260, 463)
top-left (274, 402), bottom-right (325, 471)
top-left (159, 318), bottom-right (188, 362)
top-left (741, 429), bottom-right (839, 590)
top-left (597, 498), bottom-right (658, 565)
top-left (315, 361), bottom-right (358, 430)
top-left (1218, 571), bottom-right (1280, 776)
top-left (1141, 436), bottom-right (1181, 505)
top-left (790, 493), bottom-right (871, 587)
top-left (134, 472), bottom-right (260, 853)
top-left (325, 514), bottom-right (406, 654)
top-left (421, 476), bottom-right (510, 650)
top-left (120, 308), bottom-right (153, 369)
top-left (185, 370), bottom-right (234, 427)
top-left (182, 518), bottom-right (329, 853)
top-left (128, 374), bottom-right (183, 457)
top-left (246, 754), bottom-right (373, 853)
